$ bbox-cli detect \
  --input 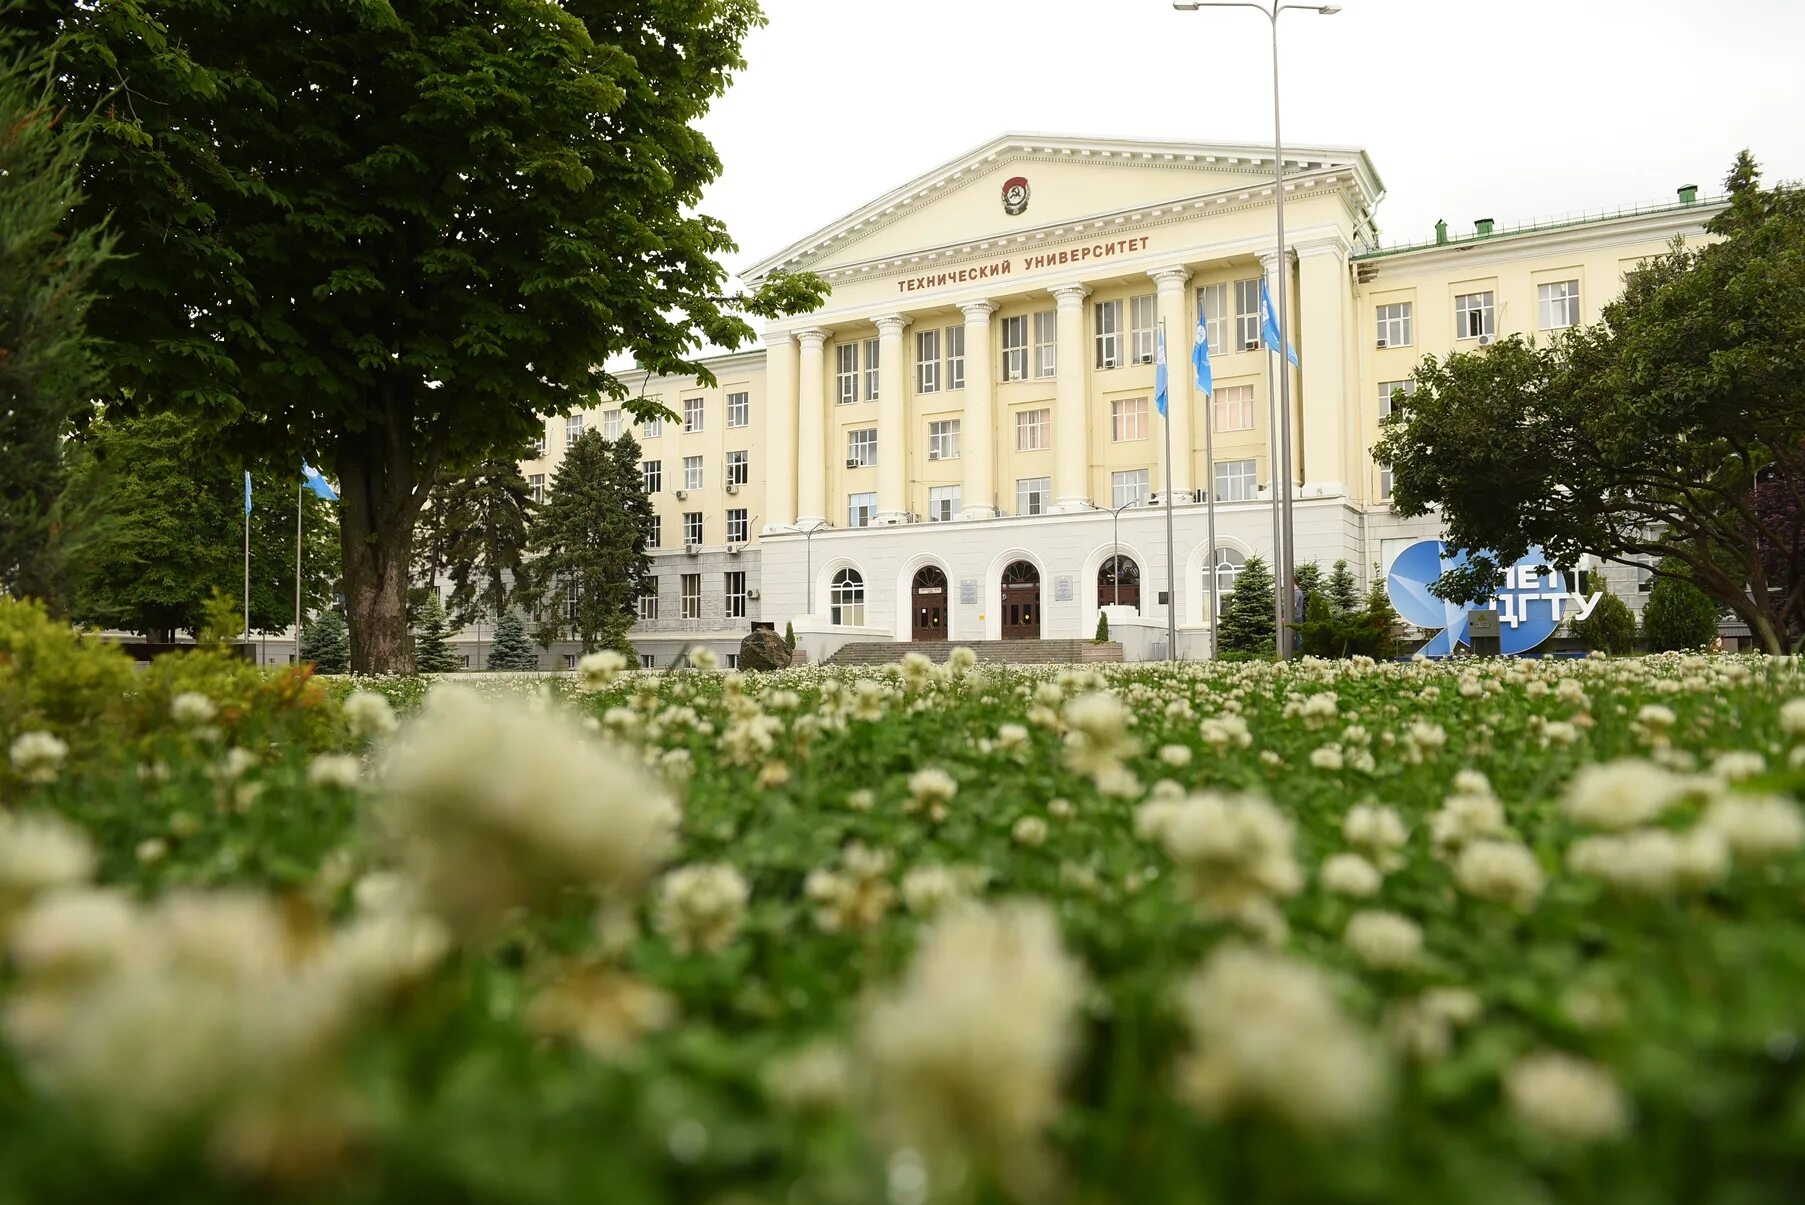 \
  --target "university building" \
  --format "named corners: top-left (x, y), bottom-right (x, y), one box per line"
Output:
top-left (520, 133), bottom-right (1723, 668)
